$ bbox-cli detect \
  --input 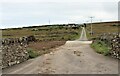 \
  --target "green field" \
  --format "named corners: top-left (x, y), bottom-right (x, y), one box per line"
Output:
top-left (2, 21), bottom-right (118, 58)
top-left (86, 22), bottom-right (118, 39)
top-left (2, 25), bottom-right (81, 41)
top-left (2, 21), bottom-right (119, 41)
top-left (2, 25), bottom-right (82, 58)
